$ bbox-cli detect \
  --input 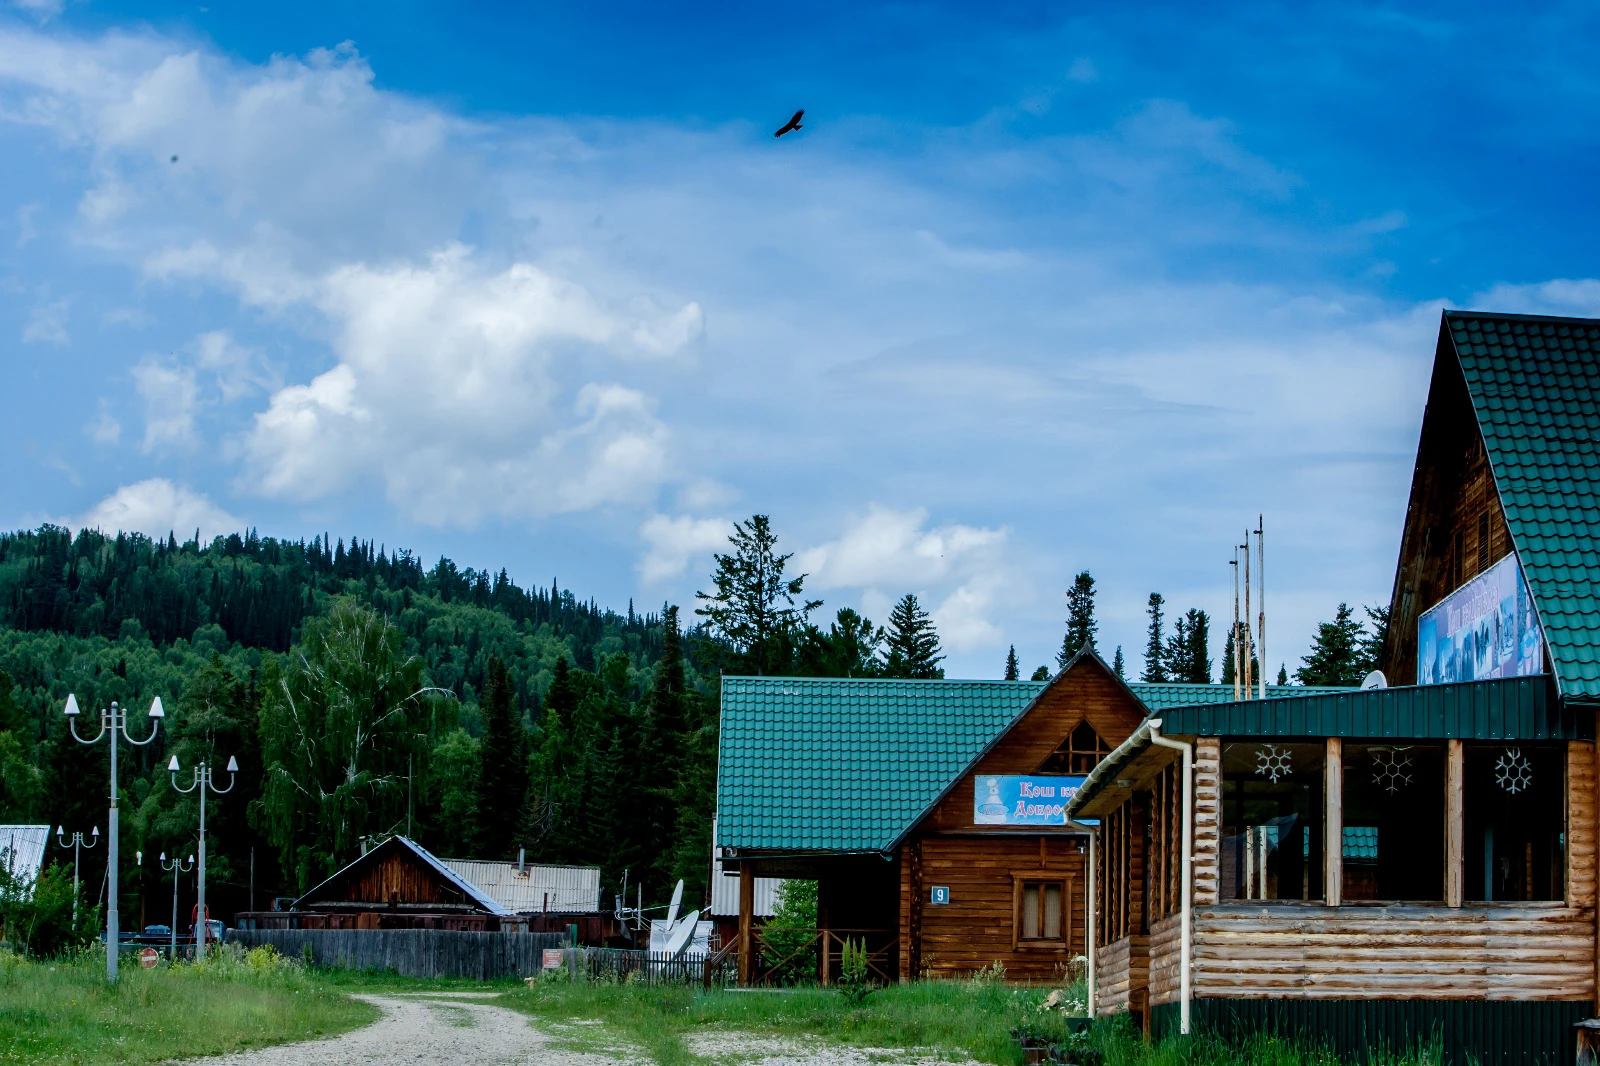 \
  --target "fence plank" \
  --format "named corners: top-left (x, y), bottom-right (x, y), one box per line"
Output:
top-left (230, 928), bottom-right (569, 980)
